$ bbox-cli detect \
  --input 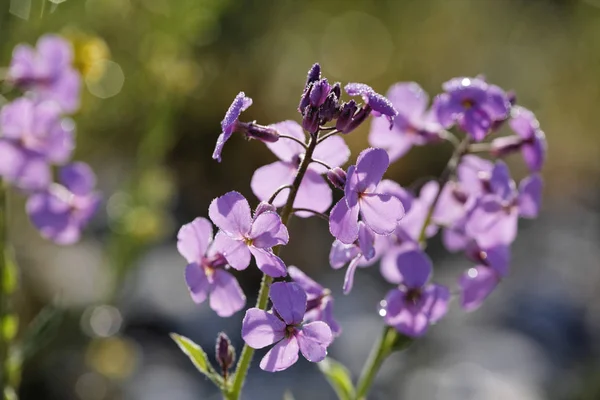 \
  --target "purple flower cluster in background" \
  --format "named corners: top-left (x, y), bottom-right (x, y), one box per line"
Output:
top-left (0, 35), bottom-right (100, 244)
top-left (177, 63), bottom-right (547, 375)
